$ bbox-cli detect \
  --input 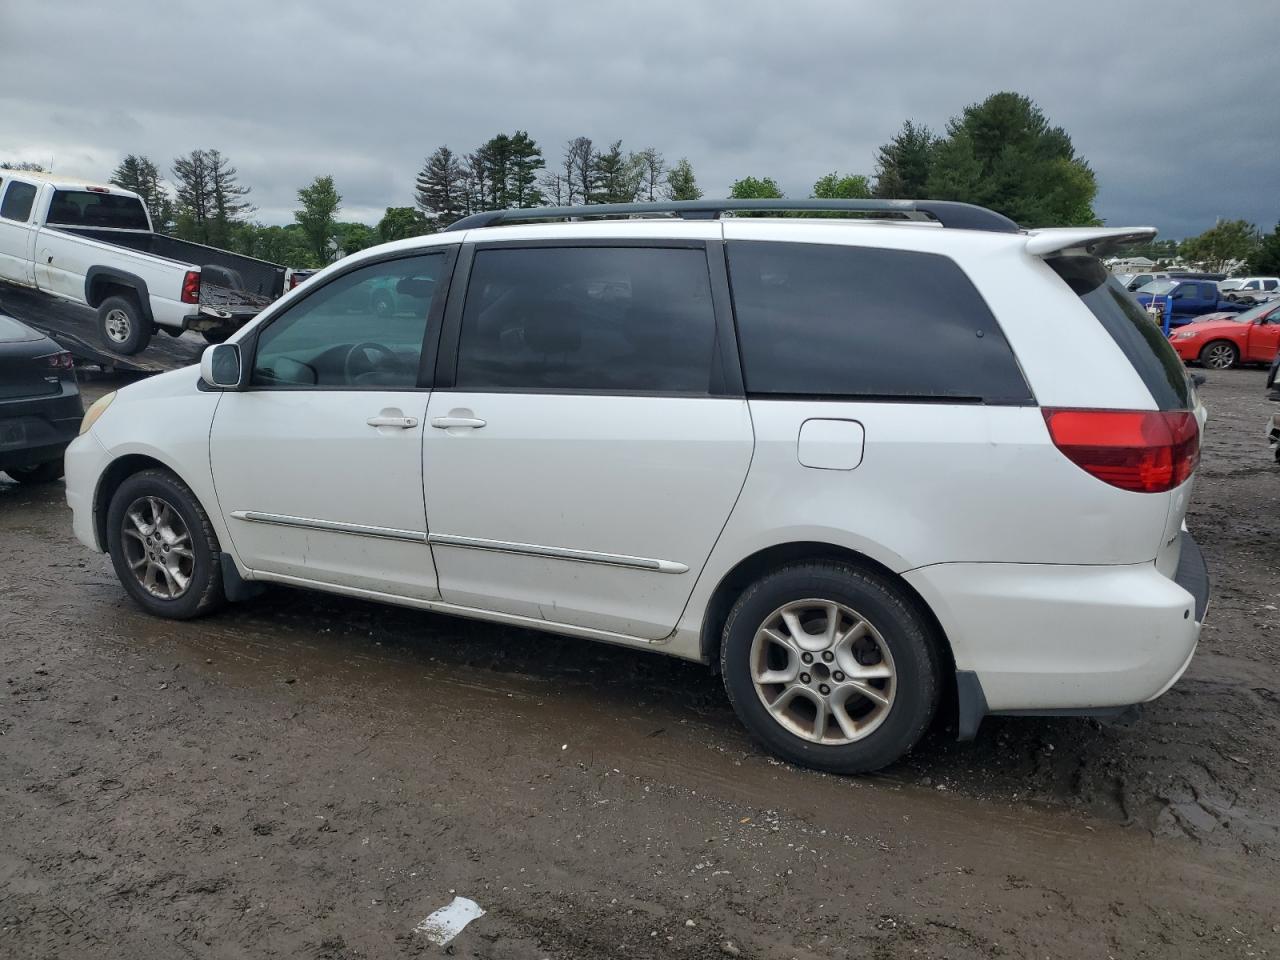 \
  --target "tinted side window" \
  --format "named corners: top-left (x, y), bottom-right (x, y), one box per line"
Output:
top-left (0, 181), bottom-right (37, 222)
top-left (1201, 283), bottom-right (1218, 299)
top-left (727, 241), bottom-right (1031, 402)
top-left (455, 246), bottom-right (717, 394)
top-left (252, 253), bottom-right (444, 388)
top-left (1048, 256), bottom-right (1190, 411)
top-left (1265, 280), bottom-right (1278, 291)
